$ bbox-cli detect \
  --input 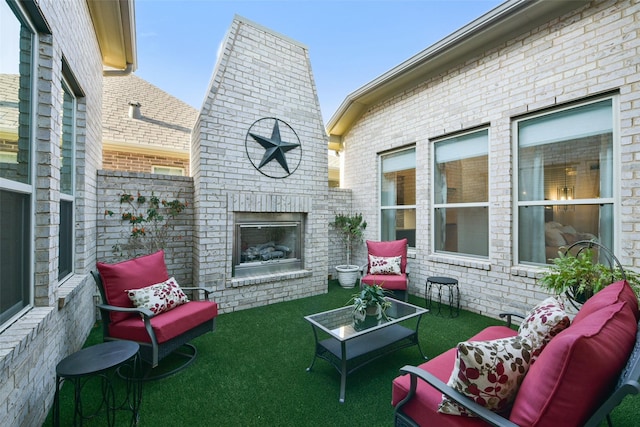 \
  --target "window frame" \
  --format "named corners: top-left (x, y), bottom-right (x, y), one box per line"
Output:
top-left (58, 77), bottom-right (76, 282)
top-left (152, 165), bottom-right (185, 176)
top-left (513, 96), bottom-right (618, 266)
top-left (378, 146), bottom-right (416, 248)
top-left (431, 128), bottom-right (490, 258)
top-left (0, 0), bottom-right (37, 331)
